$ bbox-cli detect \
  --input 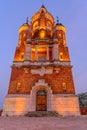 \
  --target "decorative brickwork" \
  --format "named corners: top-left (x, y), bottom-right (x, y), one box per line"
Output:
top-left (8, 66), bottom-right (75, 94)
